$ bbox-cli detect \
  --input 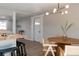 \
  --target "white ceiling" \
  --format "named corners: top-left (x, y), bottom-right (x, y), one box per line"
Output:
top-left (0, 3), bottom-right (70, 18)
